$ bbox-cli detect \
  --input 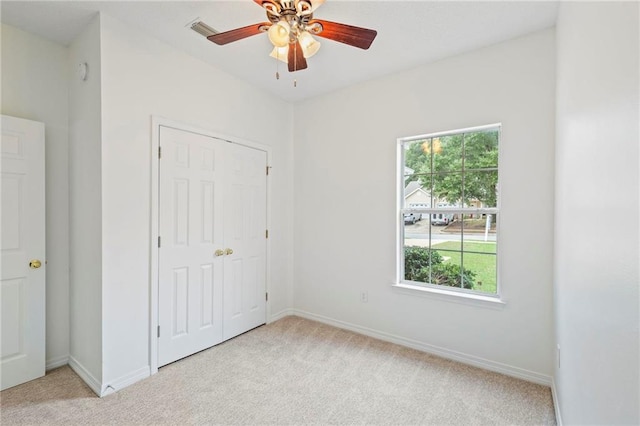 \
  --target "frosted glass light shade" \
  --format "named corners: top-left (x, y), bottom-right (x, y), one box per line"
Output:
top-left (310, 0), bottom-right (325, 12)
top-left (268, 21), bottom-right (290, 47)
top-left (298, 31), bottom-right (321, 58)
top-left (269, 46), bottom-right (289, 64)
